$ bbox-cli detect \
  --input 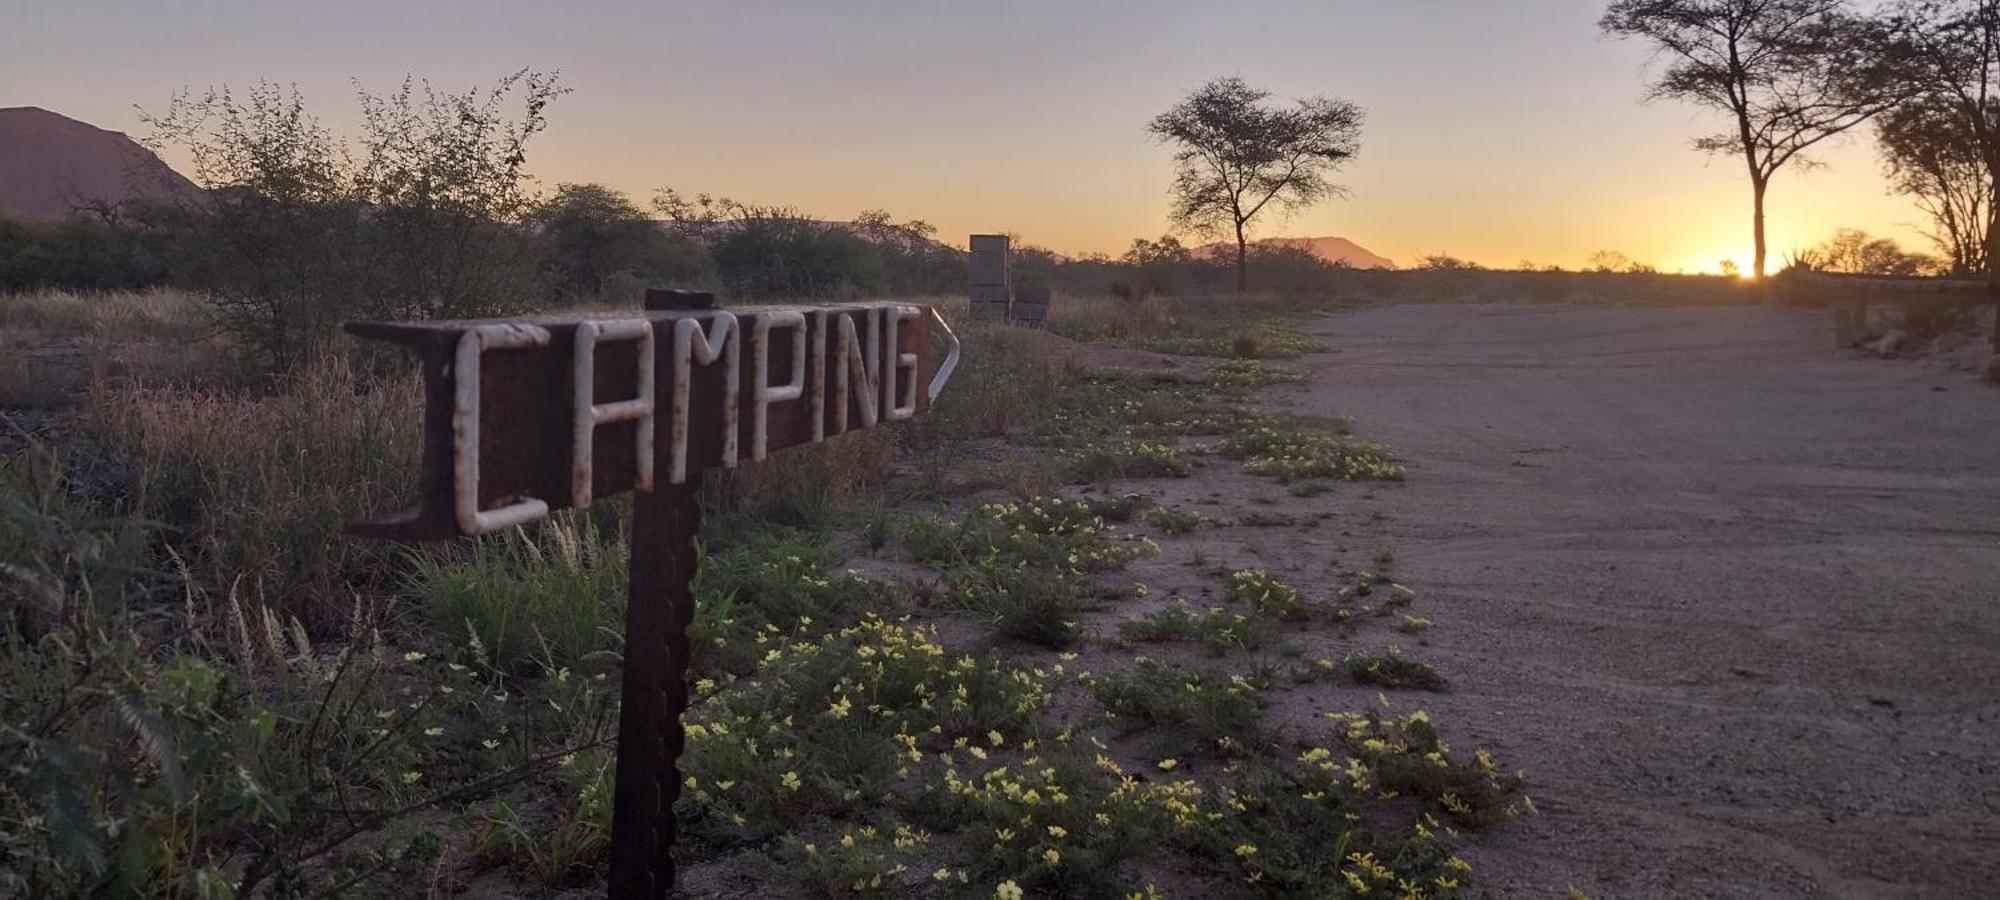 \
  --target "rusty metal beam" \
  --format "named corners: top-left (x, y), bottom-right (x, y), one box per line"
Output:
top-left (346, 302), bottom-right (940, 542)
